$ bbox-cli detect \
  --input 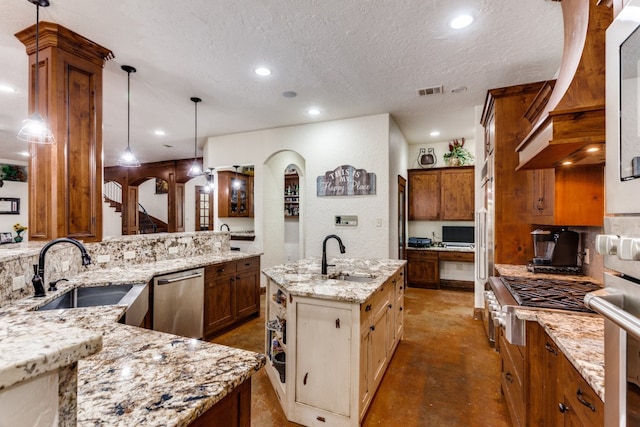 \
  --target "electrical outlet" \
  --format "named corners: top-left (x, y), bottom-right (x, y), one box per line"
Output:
top-left (61, 261), bottom-right (70, 272)
top-left (124, 251), bottom-right (136, 260)
top-left (97, 254), bottom-right (110, 263)
top-left (584, 248), bottom-right (590, 264)
top-left (168, 247), bottom-right (179, 254)
top-left (12, 276), bottom-right (25, 291)
top-left (376, 218), bottom-right (382, 227)
top-left (214, 242), bottom-right (222, 248)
